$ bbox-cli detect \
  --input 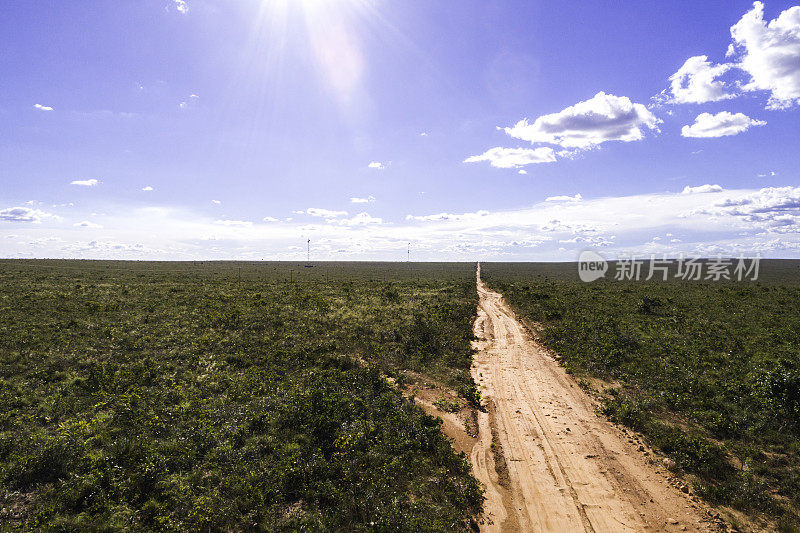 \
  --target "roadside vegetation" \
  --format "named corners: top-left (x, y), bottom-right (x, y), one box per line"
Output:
top-left (481, 260), bottom-right (800, 530)
top-left (0, 260), bottom-right (482, 531)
